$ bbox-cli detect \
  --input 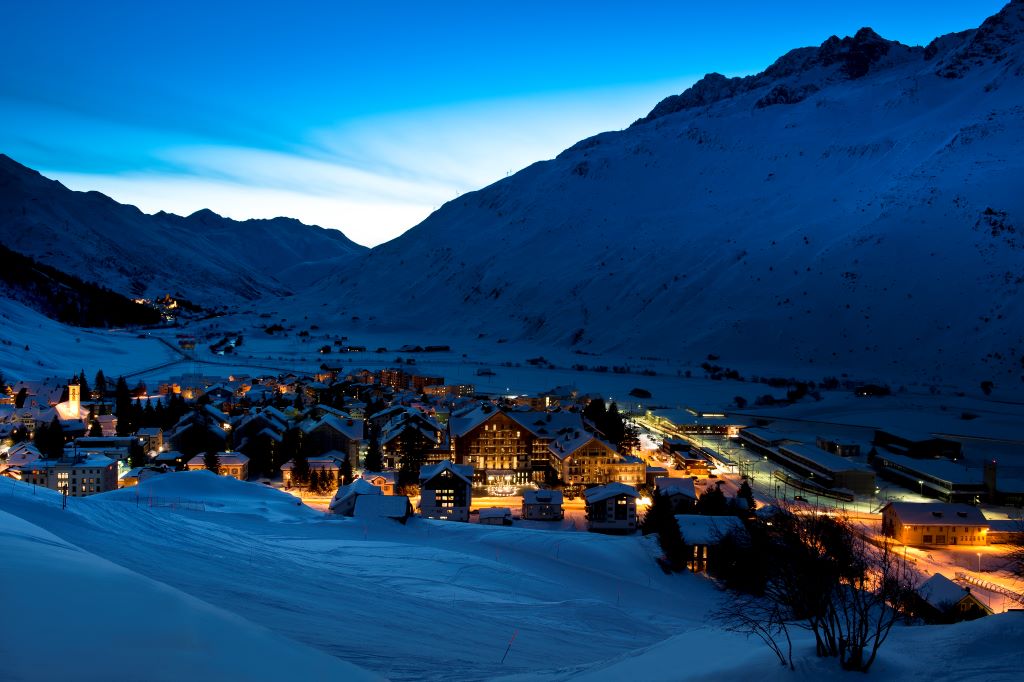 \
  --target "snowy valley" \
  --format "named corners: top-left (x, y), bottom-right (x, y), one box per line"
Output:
top-left (2, 3), bottom-right (1024, 682)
